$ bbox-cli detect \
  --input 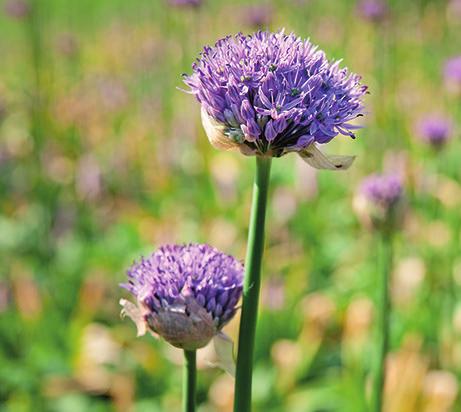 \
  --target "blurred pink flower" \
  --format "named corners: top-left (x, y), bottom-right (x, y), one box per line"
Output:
top-left (4, 0), bottom-right (30, 19)
top-left (357, 0), bottom-right (388, 23)
top-left (244, 5), bottom-right (273, 29)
